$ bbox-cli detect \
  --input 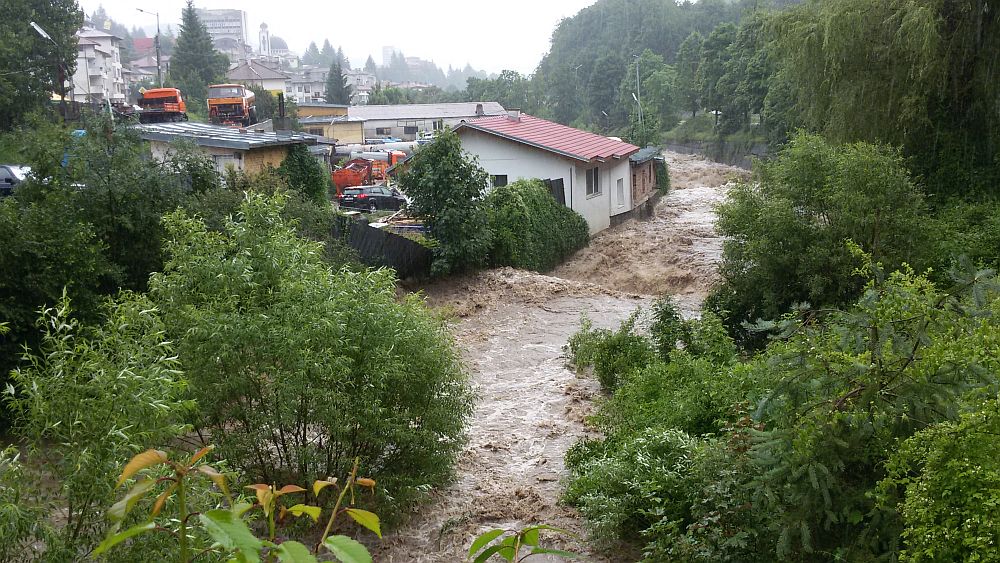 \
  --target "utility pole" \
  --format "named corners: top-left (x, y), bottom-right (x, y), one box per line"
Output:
top-left (136, 8), bottom-right (162, 87)
top-left (30, 21), bottom-right (68, 122)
